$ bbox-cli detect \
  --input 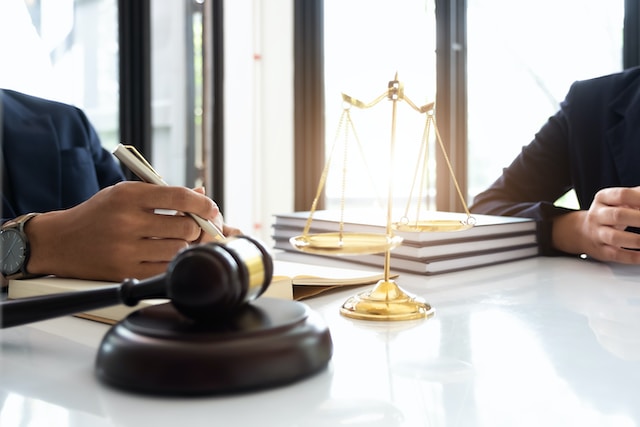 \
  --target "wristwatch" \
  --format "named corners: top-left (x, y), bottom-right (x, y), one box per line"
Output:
top-left (1, 213), bottom-right (41, 279)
